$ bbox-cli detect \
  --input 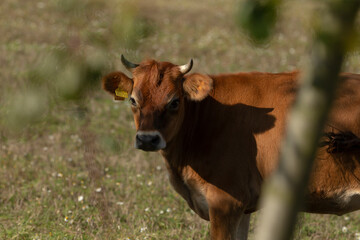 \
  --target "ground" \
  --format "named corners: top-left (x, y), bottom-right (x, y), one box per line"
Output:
top-left (0, 0), bottom-right (360, 239)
